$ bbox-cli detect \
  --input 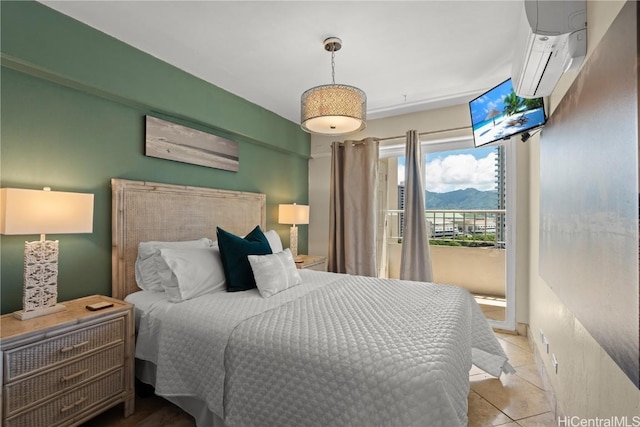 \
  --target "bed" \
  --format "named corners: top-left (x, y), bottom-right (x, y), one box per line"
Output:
top-left (111, 178), bottom-right (514, 427)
